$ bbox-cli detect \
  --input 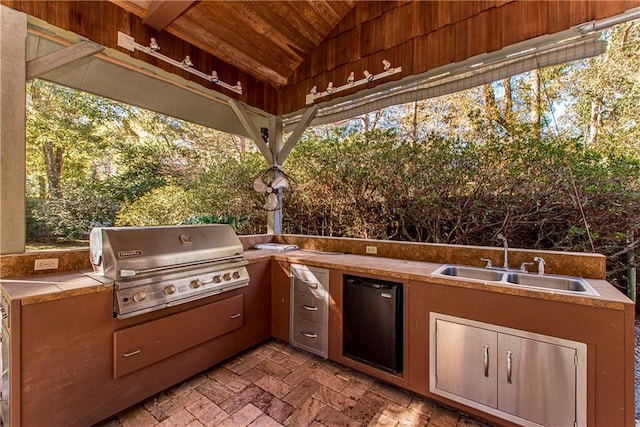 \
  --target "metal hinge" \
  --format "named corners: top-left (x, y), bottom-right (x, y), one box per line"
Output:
top-left (574, 353), bottom-right (578, 366)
